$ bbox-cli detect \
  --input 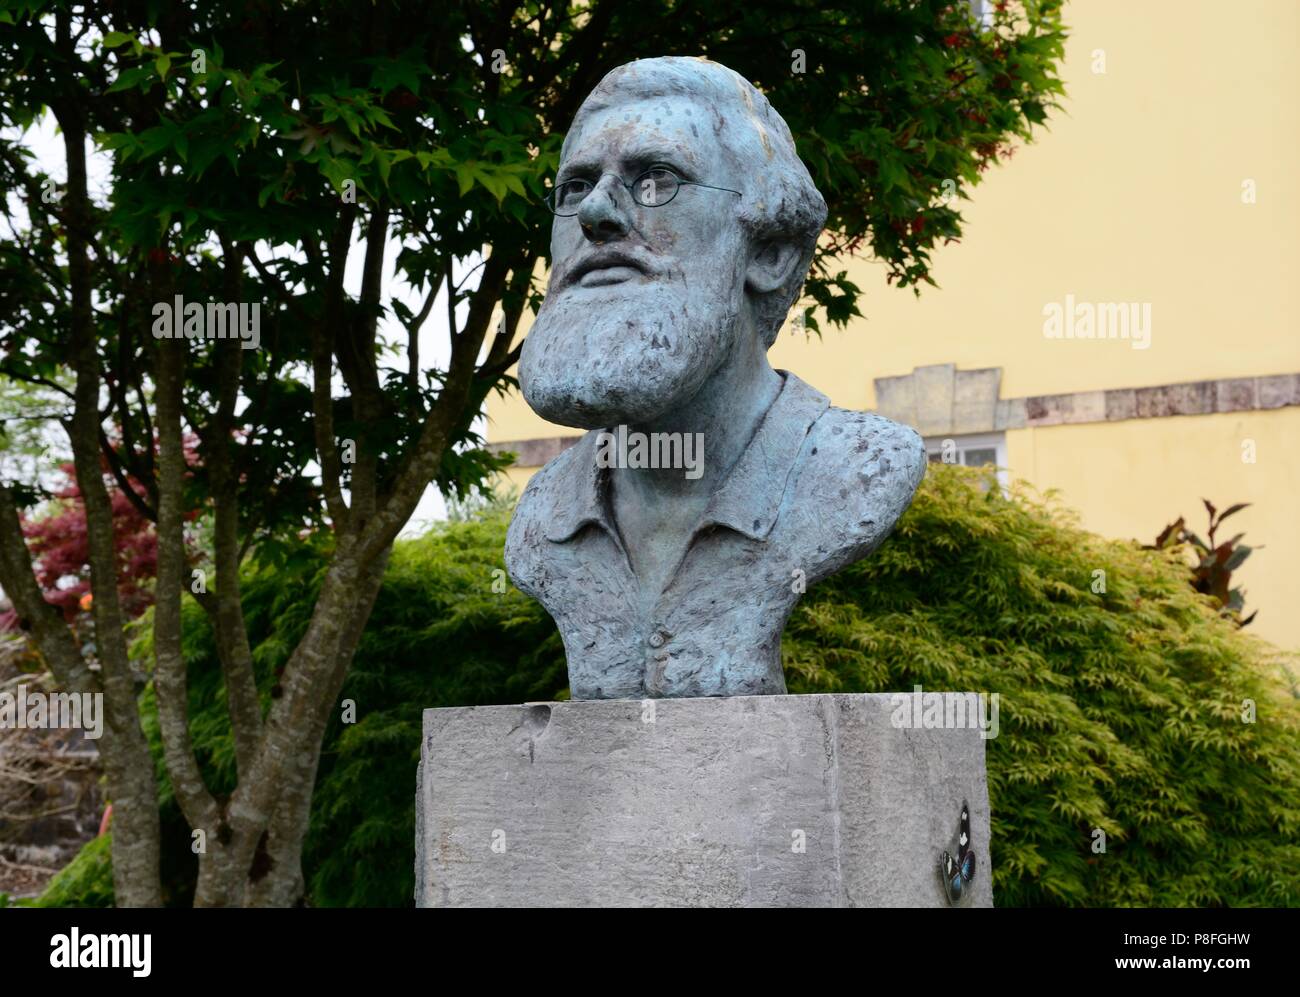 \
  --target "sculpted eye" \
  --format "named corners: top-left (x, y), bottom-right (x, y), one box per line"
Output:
top-left (635, 168), bottom-right (679, 207)
top-left (550, 178), bottom-right (593, 212)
